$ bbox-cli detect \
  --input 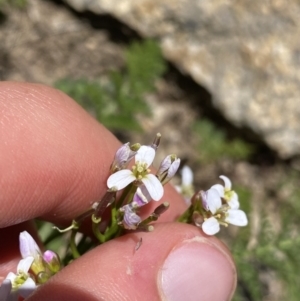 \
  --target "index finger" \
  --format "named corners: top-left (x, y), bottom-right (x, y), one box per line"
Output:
top-left (0, 82), bottom-right (186, 228)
